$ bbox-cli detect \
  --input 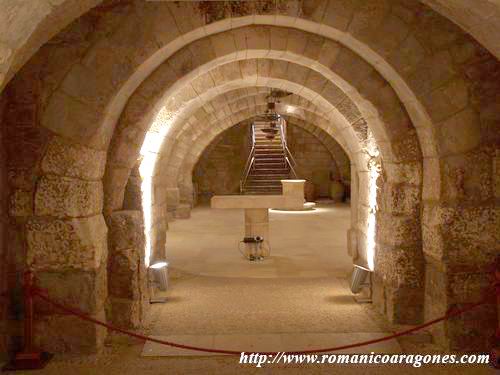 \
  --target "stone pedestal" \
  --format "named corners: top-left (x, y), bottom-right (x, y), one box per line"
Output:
top-left (281, 179), bottom-right (305, 209)
top-left (211, 180), bottom-right (305, 256)
top-left (244, 208), bottom-right (270, 257)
